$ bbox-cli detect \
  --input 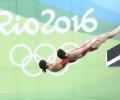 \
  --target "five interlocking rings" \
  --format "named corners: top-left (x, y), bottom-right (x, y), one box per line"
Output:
top-left (9, 43), bottom-right (79, 77)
